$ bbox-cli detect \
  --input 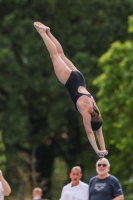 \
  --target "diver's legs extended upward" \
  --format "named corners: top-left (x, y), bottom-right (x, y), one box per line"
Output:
top-left (34, 22), bottom-right (77, 84)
